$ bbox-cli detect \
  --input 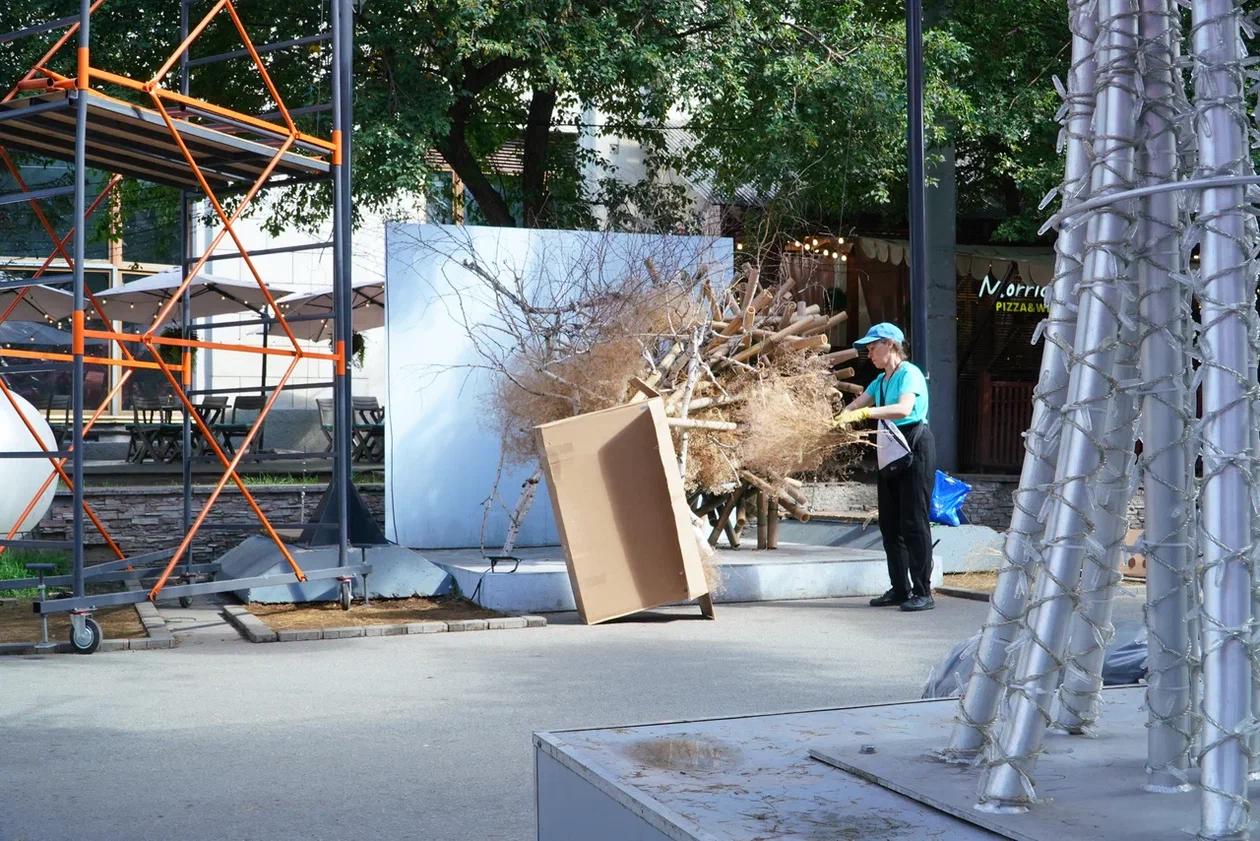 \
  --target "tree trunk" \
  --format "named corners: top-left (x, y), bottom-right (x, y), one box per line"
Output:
top-left (522, 86), bottom-right (558, 228)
